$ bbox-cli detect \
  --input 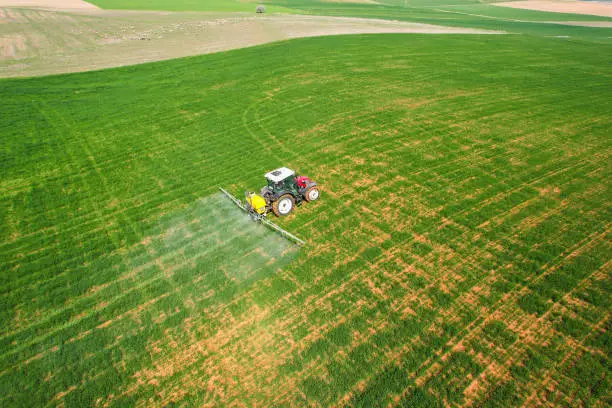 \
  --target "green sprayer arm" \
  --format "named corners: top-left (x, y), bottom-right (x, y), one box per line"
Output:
top-left (218, 187), bottom-right (306, 246)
